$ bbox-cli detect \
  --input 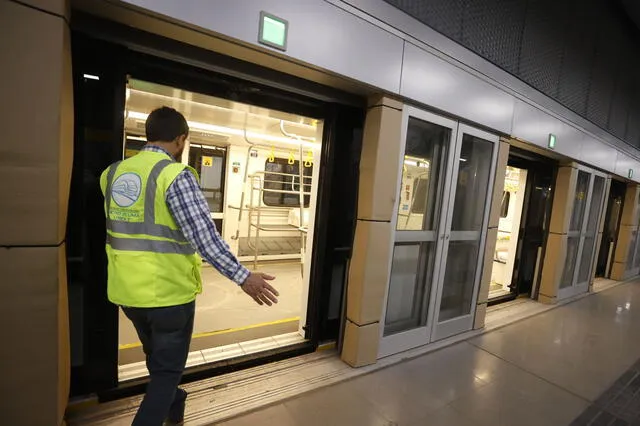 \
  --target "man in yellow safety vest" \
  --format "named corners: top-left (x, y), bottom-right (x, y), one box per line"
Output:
top-left (100, 106), bottom-right (279, 425)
